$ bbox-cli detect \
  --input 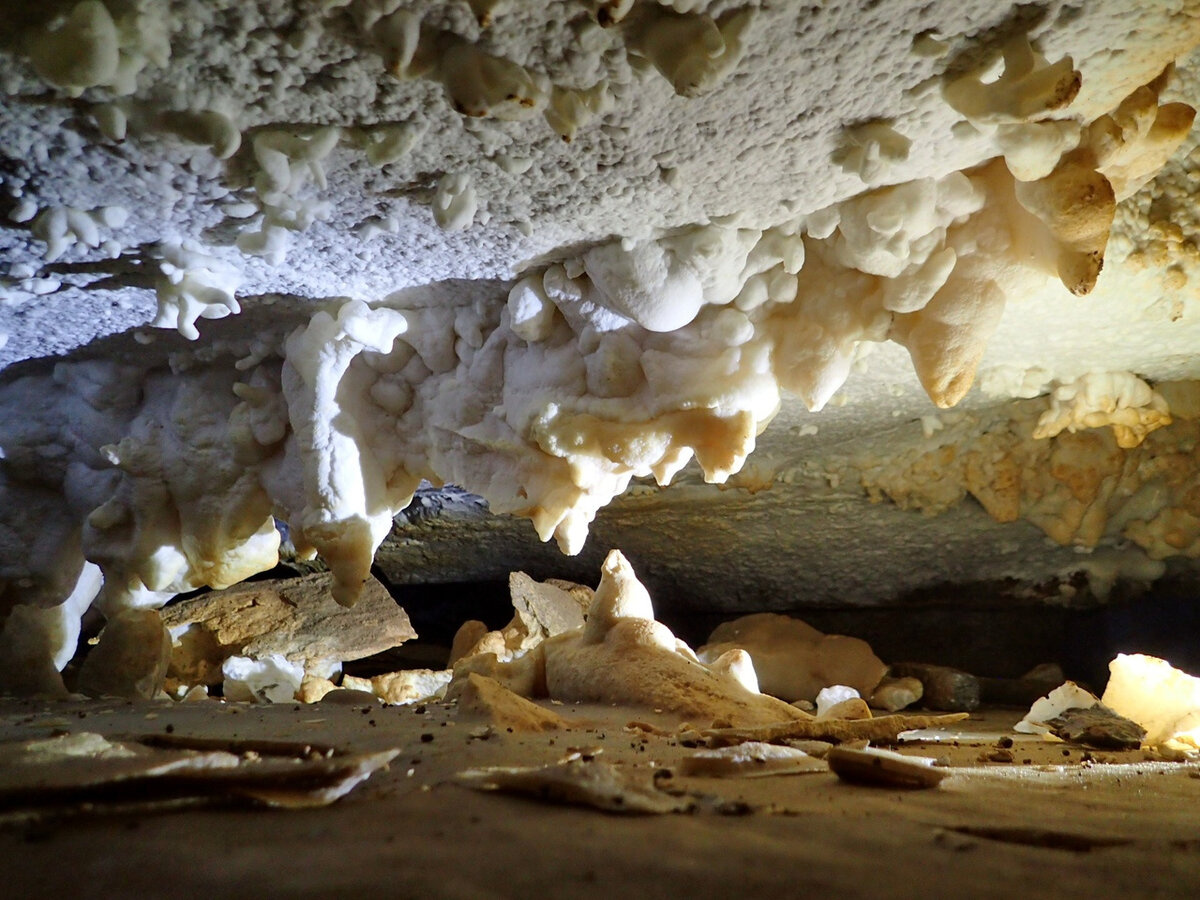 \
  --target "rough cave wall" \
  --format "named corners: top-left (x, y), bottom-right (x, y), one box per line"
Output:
top-left (2, 1), bottom-right (1200, 687)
